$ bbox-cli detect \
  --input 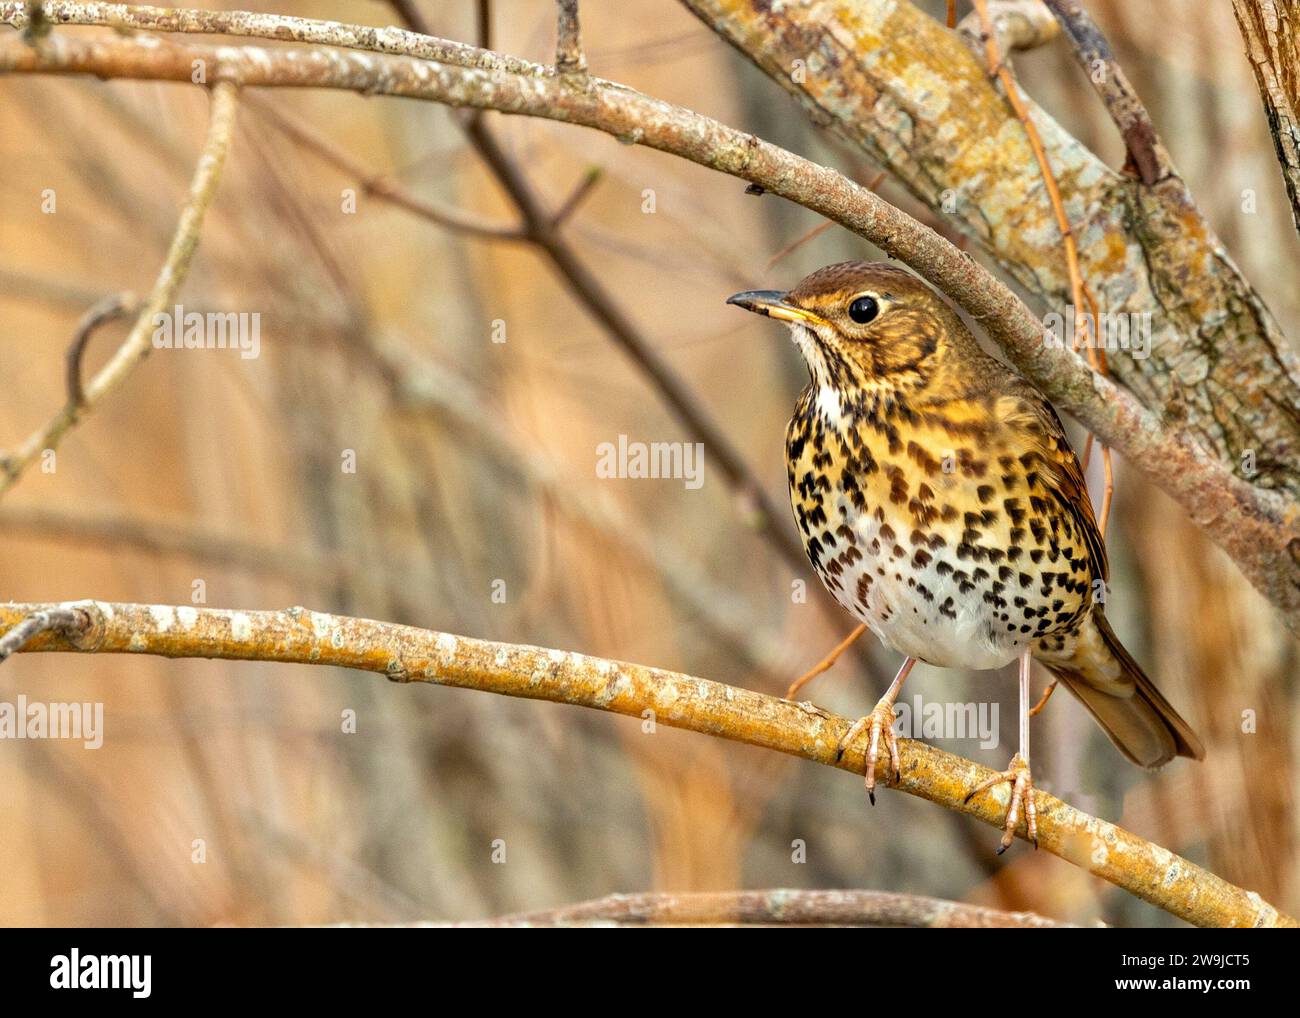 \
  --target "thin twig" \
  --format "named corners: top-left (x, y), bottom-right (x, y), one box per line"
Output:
top-left (549, 165), bottom-right (603, 228)
top-left (64, 292), bottom-right (137, 408)
top-left (555, 0), bottom-right (586, 74)
top-left (785, 622), bottom-right (865, 701)
top-left (764, 219), bottom-right (834, 270)
top-left (1042, 0), bottom-right (1174, 186)
top-left (764, 170), bottom-right (884, 269)
top-left (246, 95), bottom-right (526, 241)
top-left (1, 599), bottom-right (1293, 929)
top-left (0, 78), bottom-right (239, 496)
